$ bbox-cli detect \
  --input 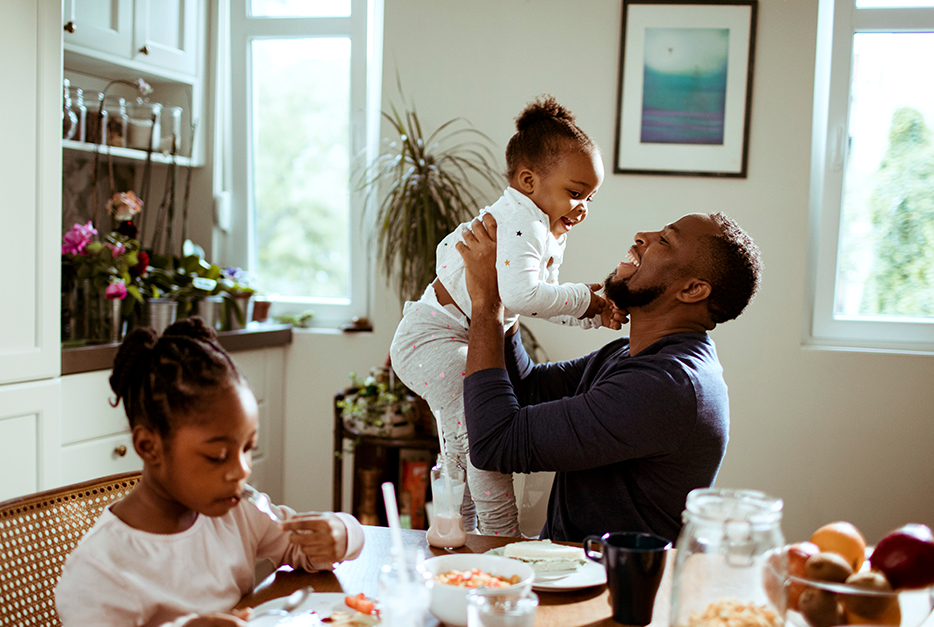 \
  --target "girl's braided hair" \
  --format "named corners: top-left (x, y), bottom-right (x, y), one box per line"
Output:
top-left (109, 317), bottom-right (245, 439)
top-left (505, 94), bottom-right (599, 180)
